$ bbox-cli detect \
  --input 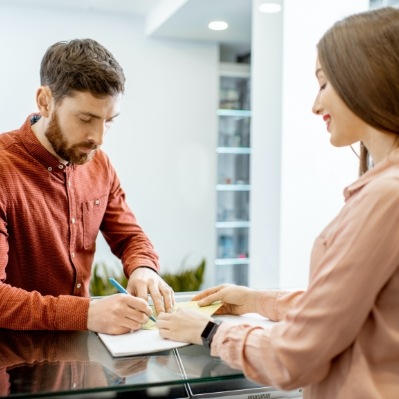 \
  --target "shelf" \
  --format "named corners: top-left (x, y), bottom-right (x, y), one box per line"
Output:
top-left (215, 258), bottom-right (250, 266)
top-left (219, 62), bottom-right (250, 78)
top-left (216, 184), bottom-right (251, 191)
top-left (217, 109), bottom-right (252, 117)
top-left (217, 147), bottom-right (251, 154)
top-left (216, 64), bottom-right (251, 286)
top-left (216, 221), bottom-right (250, 228)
